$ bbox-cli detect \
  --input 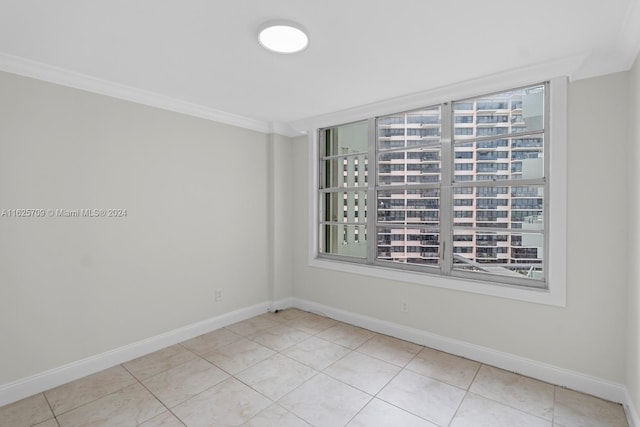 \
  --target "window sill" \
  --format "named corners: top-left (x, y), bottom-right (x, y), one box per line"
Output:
top-left (309, 256), bottom-right (566, 307)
